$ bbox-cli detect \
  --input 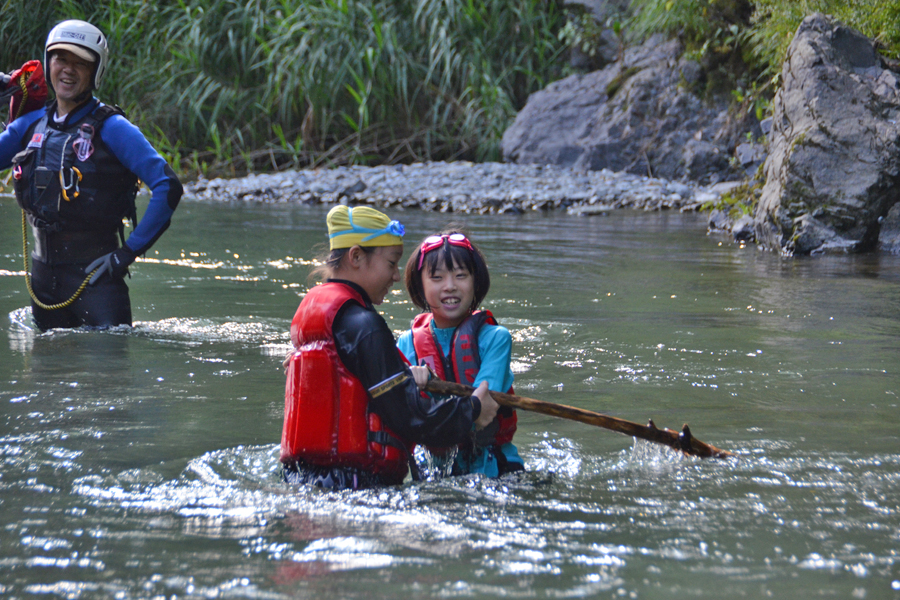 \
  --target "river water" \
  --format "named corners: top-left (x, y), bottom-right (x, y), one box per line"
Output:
top-left (1, 195), bottom-right (899, 599)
